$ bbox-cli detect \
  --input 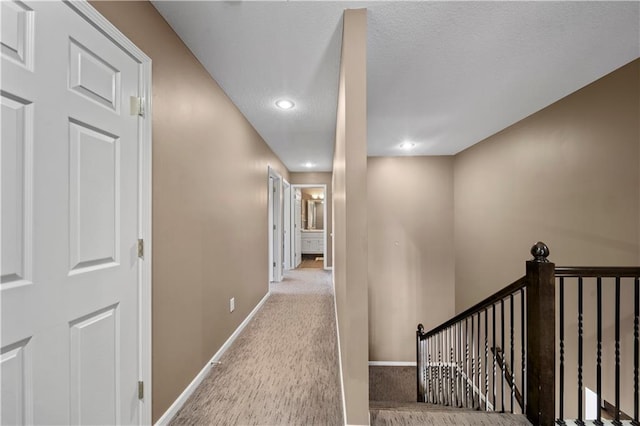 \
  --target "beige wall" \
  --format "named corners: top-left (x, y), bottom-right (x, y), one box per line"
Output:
top-left (290, 172), bottom-right (333, 267)
top-left (91, 2), bottom-right (289, 421)
top-left (367, 157), bottom-right (455, 362)
top-left (333, 9), bottom-right (369, 425)
top-left (454, 59), bottom-right (640, 313)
